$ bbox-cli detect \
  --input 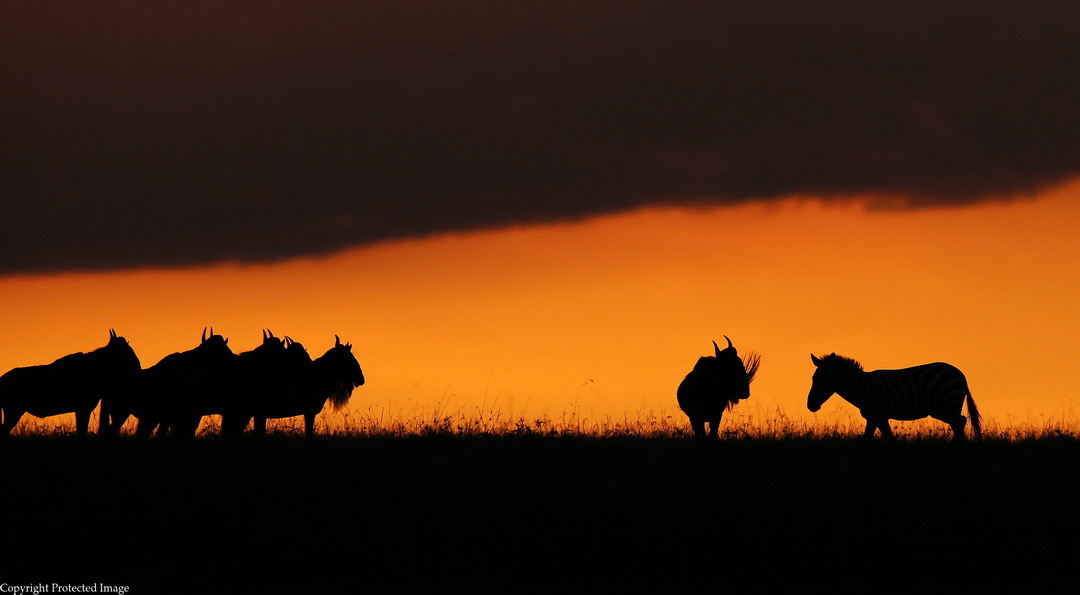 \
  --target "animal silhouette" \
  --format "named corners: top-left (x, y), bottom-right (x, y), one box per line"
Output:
top-left (117, 328), bottom-right (238, 440)
top-left (0, 330), bottom-right (141, 438)
top-left (218, 330), bottom-right (295, 437)
top-left (807, 353), bottom-right (981, 441)
top-left (676, 336), bottom-right (760, 439)
top-left (224, 335), bottom-right (365, 438)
